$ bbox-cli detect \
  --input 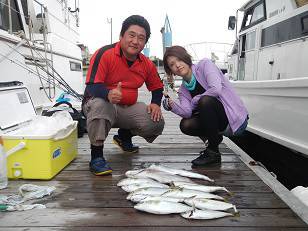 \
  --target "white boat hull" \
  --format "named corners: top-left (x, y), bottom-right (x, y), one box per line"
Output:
top-left (231, 78), bottom-right (308, 157)
top-left (0, 36), bottom-right (84, 110)
top-left (0, 0), bottom-right (84, 111)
